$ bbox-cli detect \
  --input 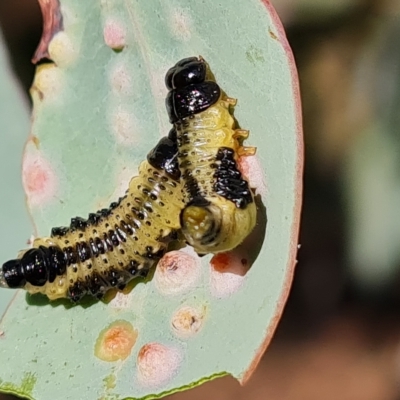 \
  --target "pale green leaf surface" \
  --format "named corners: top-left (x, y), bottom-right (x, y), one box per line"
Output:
top-left (0, 1), bottom-right (303, 399)
top-left (0, 30), bottom-right (32, 317)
